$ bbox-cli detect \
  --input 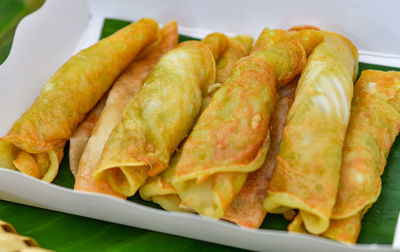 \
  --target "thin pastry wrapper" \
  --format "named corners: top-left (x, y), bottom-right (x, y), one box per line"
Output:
top-left (69, 96), bottom-right (107, 176)
top-left (71, 21), bottom-right (178, 198)
top-left (223, 27), bottom-right (322, 228)
top-left (263, 31), bottom-right (358, 235)
top-left (202, 36), bottom-right (252, 110)
top-left (223, 78), bottom-right (297, 228)
top-left (0, 18), bottom-right (160, 181)
top-left (332, 70), bottom-right (400, 219)
top-left (201, 33), bottom-right (230, 61)
top-left (172, 55), bottom-right (277, 218)
top-left (94, 41), bottom-right (216, 196)
top-left (216, 36), bottom-right (254, 84)
top-left (172, 29), bottom-right (307, 219)
top-left (139, 153), bottom-right (187, 212)
top-left (288, 212), bottom-right (362, 244)
top-left (319, 70), bottom-right (400, 243)
top-left (139, 36), bottom-right (251, 210)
